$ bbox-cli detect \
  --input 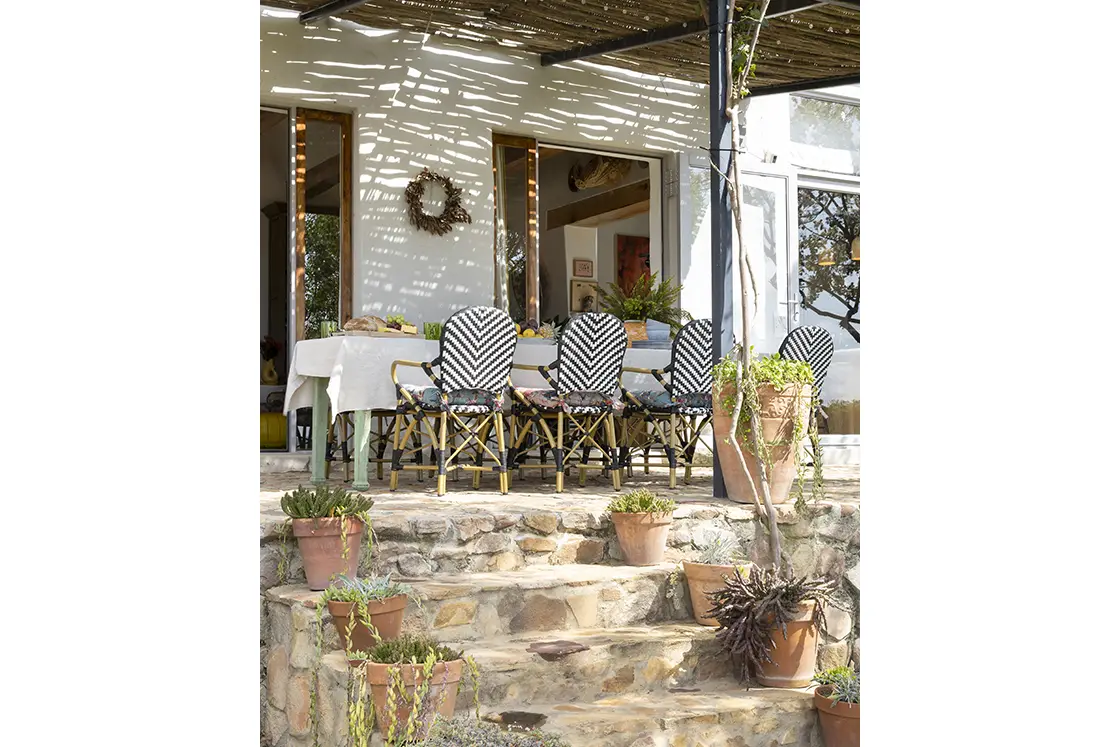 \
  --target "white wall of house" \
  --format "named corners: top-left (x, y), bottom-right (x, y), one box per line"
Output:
top-left (260, 8), bottom-right (707, 327)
